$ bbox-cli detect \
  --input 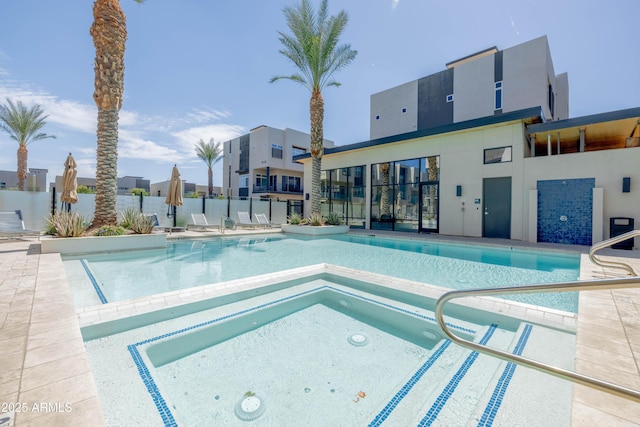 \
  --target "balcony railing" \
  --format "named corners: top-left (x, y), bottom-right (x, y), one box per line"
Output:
top-left (252, 184), bottom-right (303, 195)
